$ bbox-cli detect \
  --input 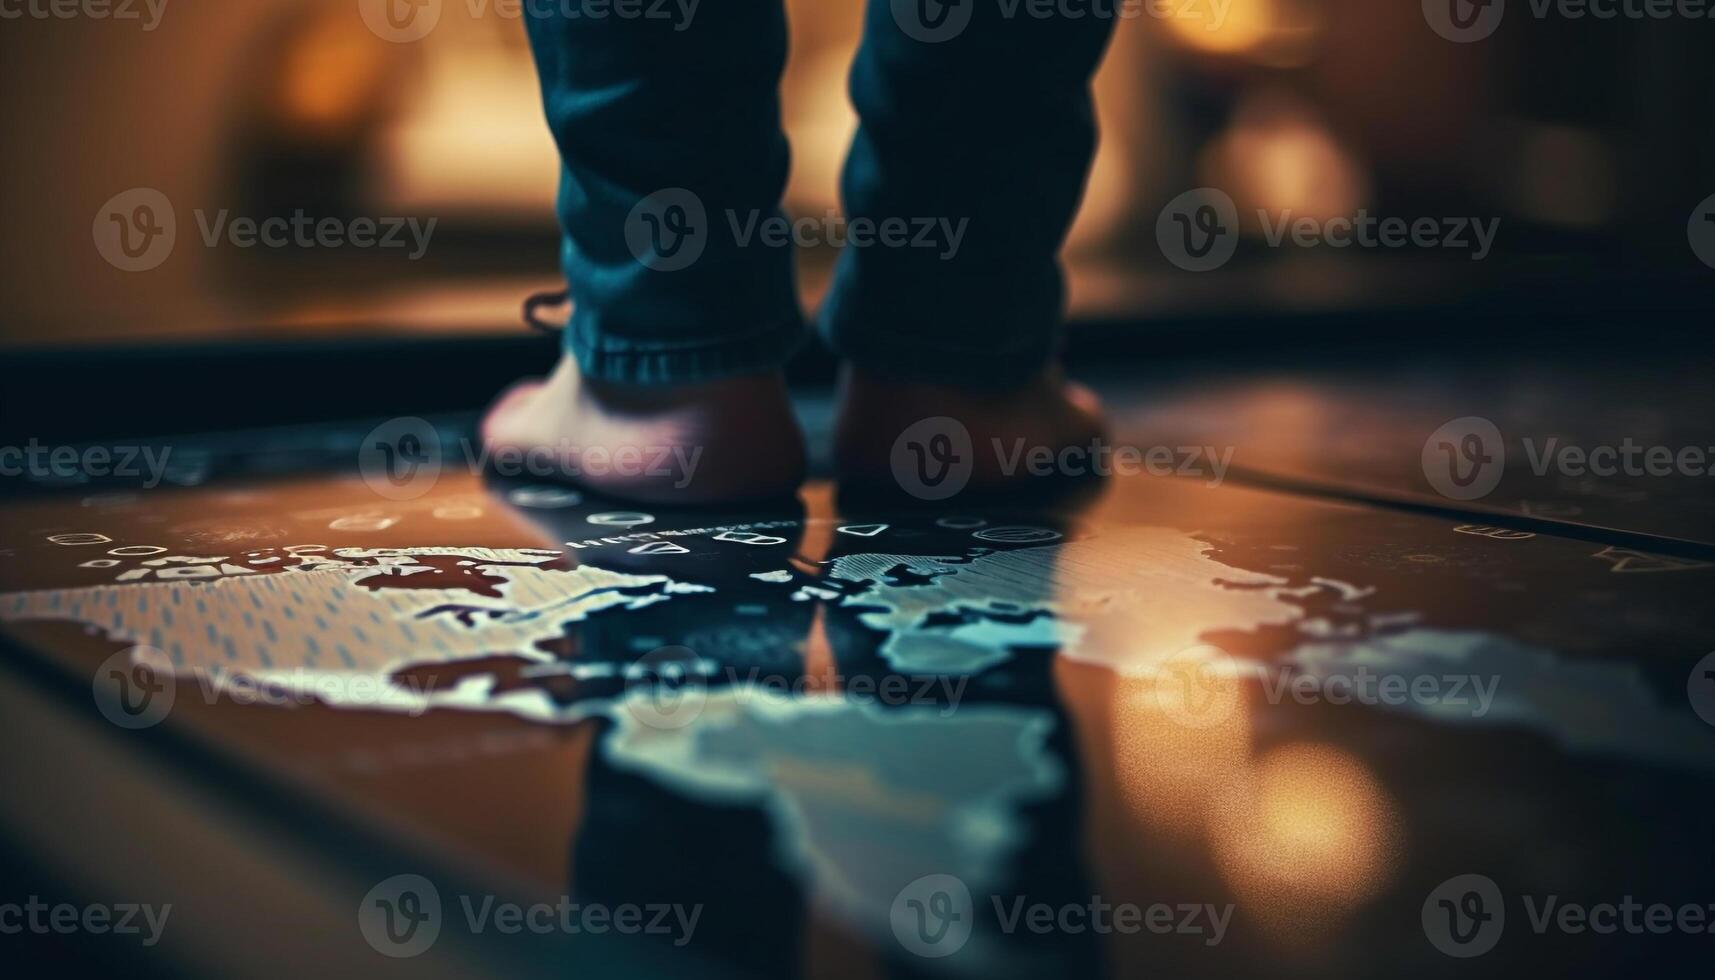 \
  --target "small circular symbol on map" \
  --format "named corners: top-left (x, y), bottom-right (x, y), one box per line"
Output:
top-left (625, 188), bottom-right (707, 272)
top-left (1688, 652), bottom-right (1715, 727)
top-left (49, 533), bottom-right (112, 546)
top-left (432, 504), bottom-right (483, 520)
top-left (359, 417), bottom-right (442, 501)
top-left (507, 486), bottom-right (583, 509)
top-left (588, 512), bottom-right (655, 528)
top-left (1422, 873), bottom-right (1505, 957)
top-left (94, 187), bottom-right (176, 272)
top-left (891, 417), bottom-right (974, 501)
top-left (329, 514), bottom-right (400, 532)
top-left (890, 873), bottom-right (973, 958)
top-left (358, 874), bottom-right (443, 958)
top-left (1153, 644), bottom-right (1240, 728)
top-left (623, 645), bottom-right (710, 730)
top-left (1156, 188), bottom-right (1238, 273)
top-left (971, 526), bottom-right (1061, 545)
top-left (92, 645), bottom-right (176, 730)
top-left (1422, 0), bottom-right (1504, 44)
top-left (359, 0), bottom-right (443, 43)
top-left (1421, 417), bottom-right (1504, 501)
